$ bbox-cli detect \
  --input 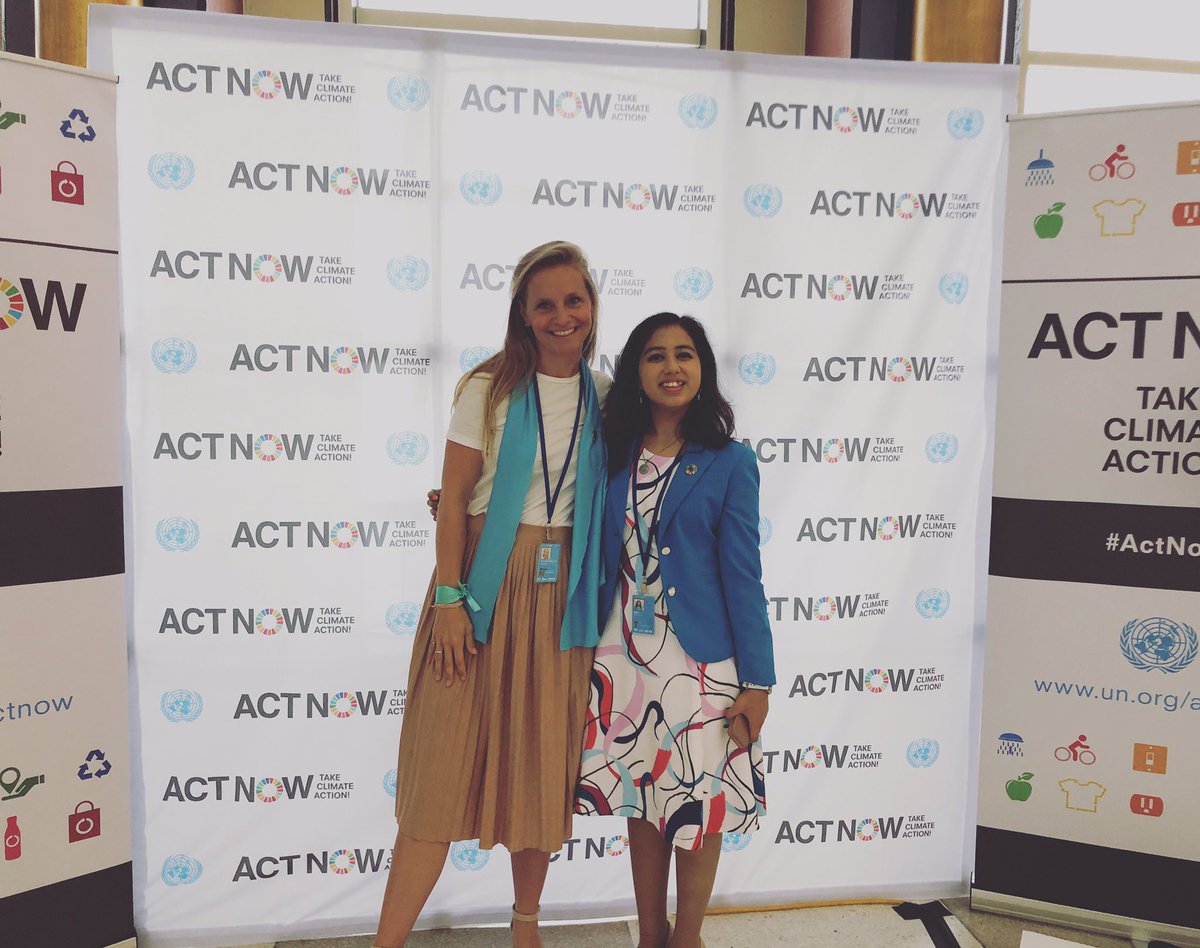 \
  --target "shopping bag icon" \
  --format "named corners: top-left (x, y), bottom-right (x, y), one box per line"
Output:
top-left (67, 800), bottom-right (101, 842)
top-left (51, 160), bottom-right (85, 205)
